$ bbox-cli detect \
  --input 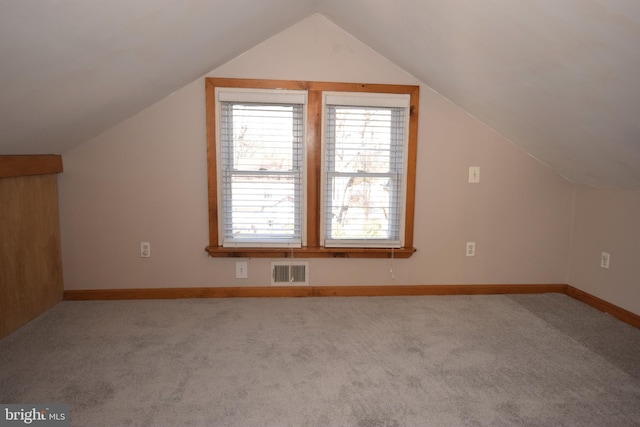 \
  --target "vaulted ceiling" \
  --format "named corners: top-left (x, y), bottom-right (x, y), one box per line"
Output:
top-left (1, 0), bottom-right (639, 188)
